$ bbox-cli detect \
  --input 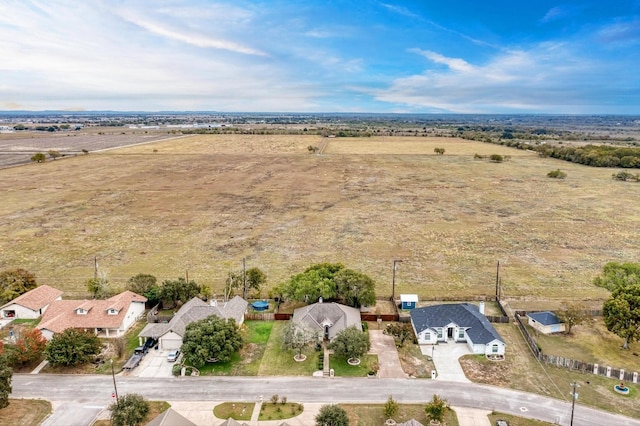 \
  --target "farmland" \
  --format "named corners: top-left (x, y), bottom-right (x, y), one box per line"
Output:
top-left (1, 133), bottom-right (638, 308)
